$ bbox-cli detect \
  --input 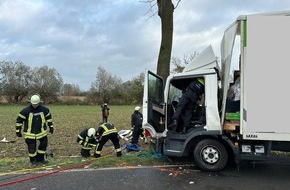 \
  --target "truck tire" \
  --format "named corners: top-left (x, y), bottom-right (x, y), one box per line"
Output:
top-left (193, 139), bottom-right (228, 172)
